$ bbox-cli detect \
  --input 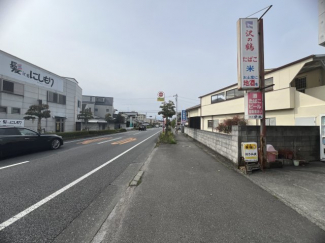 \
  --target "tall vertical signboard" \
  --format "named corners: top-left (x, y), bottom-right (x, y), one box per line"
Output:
top-left (181, 110), bottom-right (186, 124)
top-left (319, 0), bottom-right (325, 47)
top-left (237, 18), bottom-right (259, 90)
top-left (321, 115), bottom-right (325, 161)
